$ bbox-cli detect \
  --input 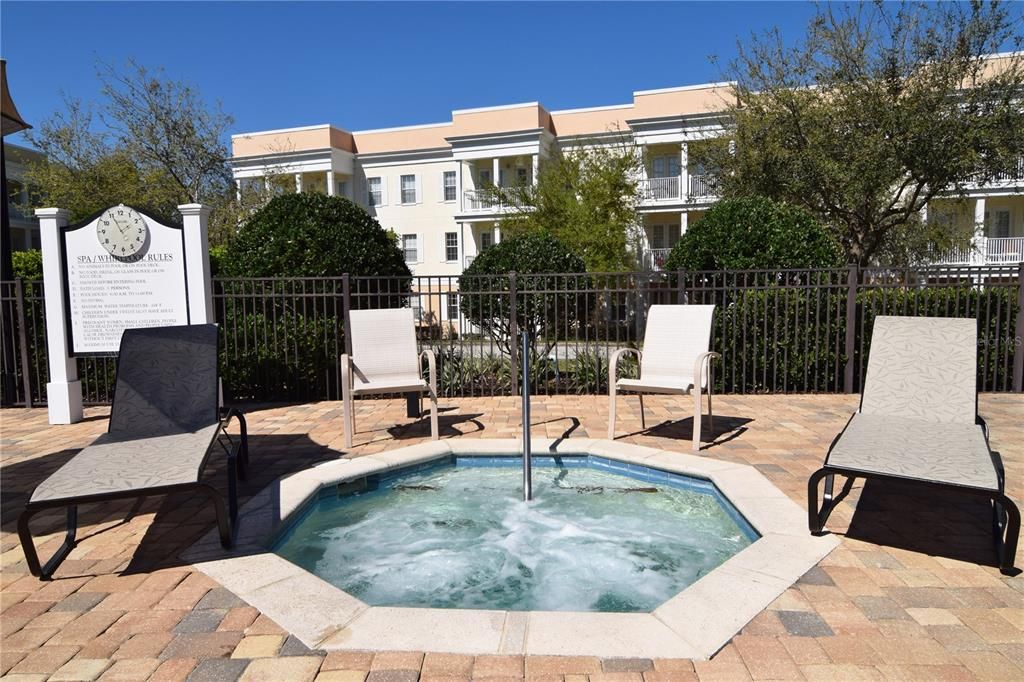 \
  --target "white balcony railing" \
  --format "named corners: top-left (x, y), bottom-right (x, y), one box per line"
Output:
top-left (639, 177), bottom-right (681, 201)
top-left (930, 237), bottom-right (1024, 265)
top-left (646, 248), bottom-right (673, 271)
top-left (688, 173), bottom-right (721, 198)
top-left (462, 189), bottom-right (528, 213)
